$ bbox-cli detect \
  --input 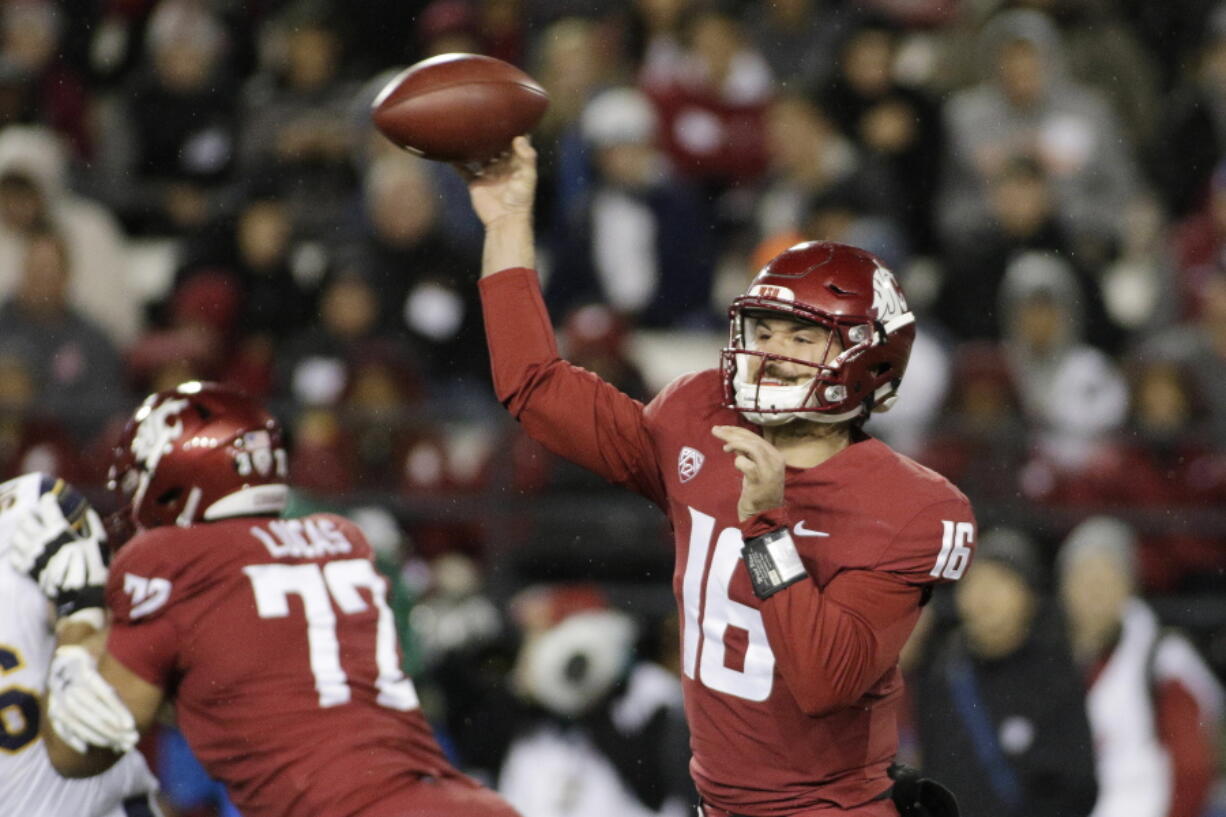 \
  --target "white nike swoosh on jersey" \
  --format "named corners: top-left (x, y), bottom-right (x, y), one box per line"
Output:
top-left (793, 521), bottom-right (830, 537)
